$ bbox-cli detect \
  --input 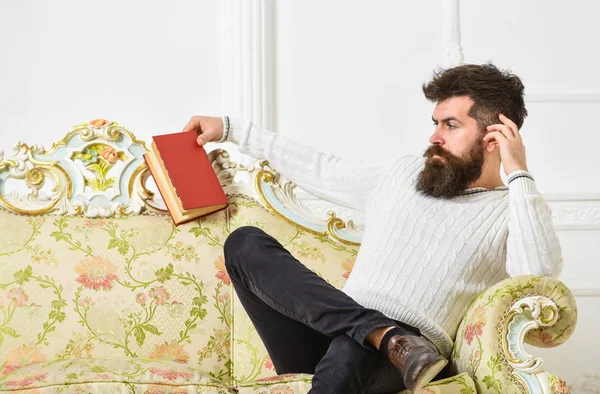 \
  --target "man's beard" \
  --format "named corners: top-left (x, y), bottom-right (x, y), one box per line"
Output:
top-left (415, 139), bottom-right (485, 199)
